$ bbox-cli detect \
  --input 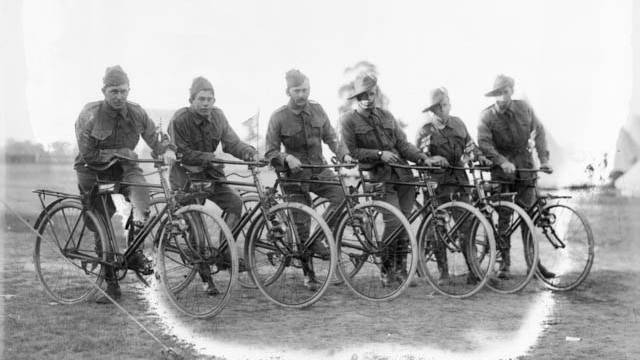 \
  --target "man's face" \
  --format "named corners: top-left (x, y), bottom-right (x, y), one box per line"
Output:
top-left (356, 87), bottom-right (378, 110)
top-left (102, 84), bottom-right (130, 109)
top-left (287, 79), bottom-right (310, 108)
top-left (433, 95), bottom-right (451, 118)
top-left (494, 86), bottom-right (514, 110)
top-left (191, 90), bottom-right (215, 116)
